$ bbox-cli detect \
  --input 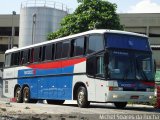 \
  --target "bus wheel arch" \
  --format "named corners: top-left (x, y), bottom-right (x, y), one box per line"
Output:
top-left (14, 84), bottom-right (23, 103)
top-left (73, 82), bottom-right (90, 108)
top-left (73, 82), bottom-right (87, 100)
